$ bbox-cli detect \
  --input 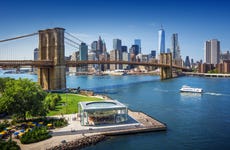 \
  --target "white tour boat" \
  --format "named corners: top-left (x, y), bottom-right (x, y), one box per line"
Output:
top-left (180, 85), bottom-right (203, 93)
